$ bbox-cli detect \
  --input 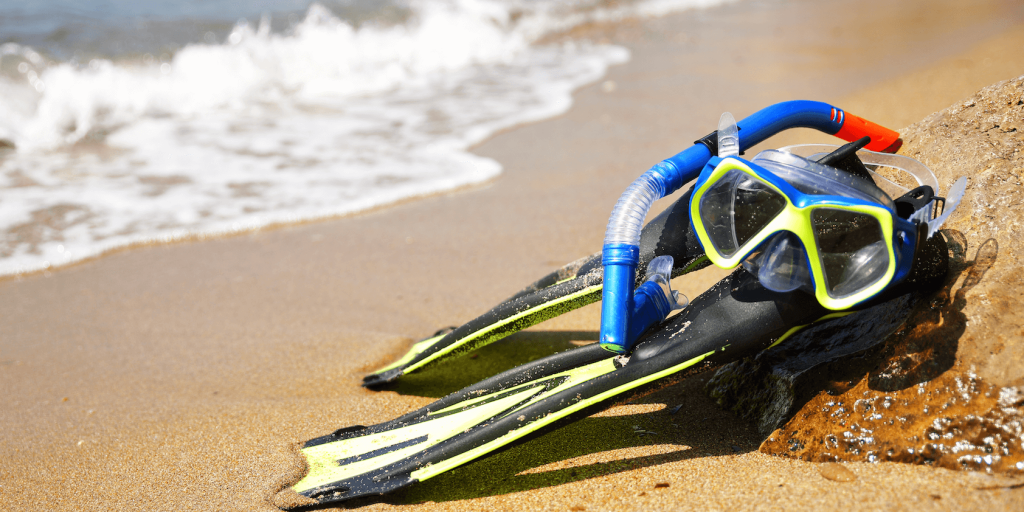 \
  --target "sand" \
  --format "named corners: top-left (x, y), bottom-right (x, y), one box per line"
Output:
top-left (2, 0), bottom-right (1024, 510)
